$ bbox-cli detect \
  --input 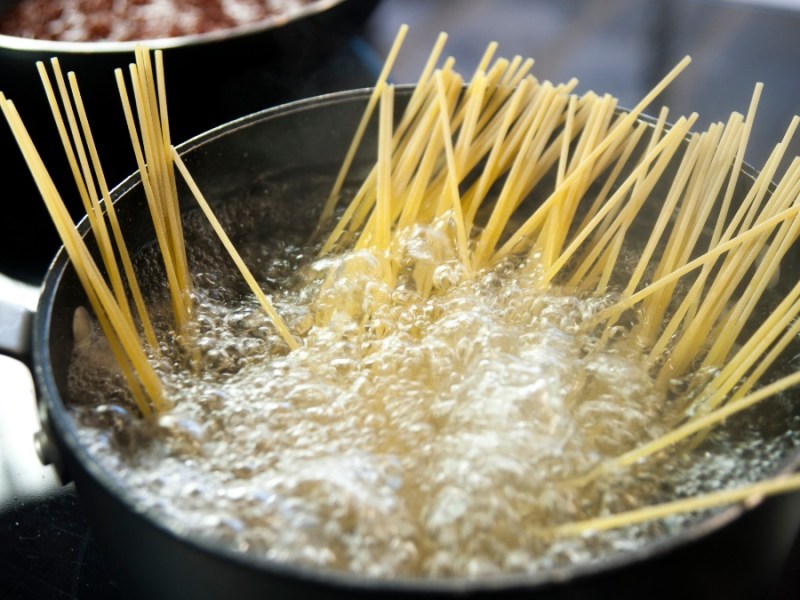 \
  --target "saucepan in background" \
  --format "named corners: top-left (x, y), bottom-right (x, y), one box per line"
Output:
top-left (0, 0), bottom-right (380, 283)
